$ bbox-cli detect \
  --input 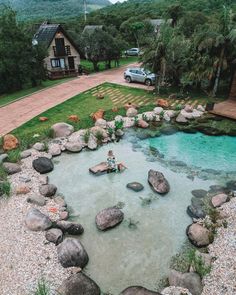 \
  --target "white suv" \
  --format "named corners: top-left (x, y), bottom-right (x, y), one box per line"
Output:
top-left (124, 68), bottom-right (156, 86)
top-left (124, 48), bottom-right (140, 56)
